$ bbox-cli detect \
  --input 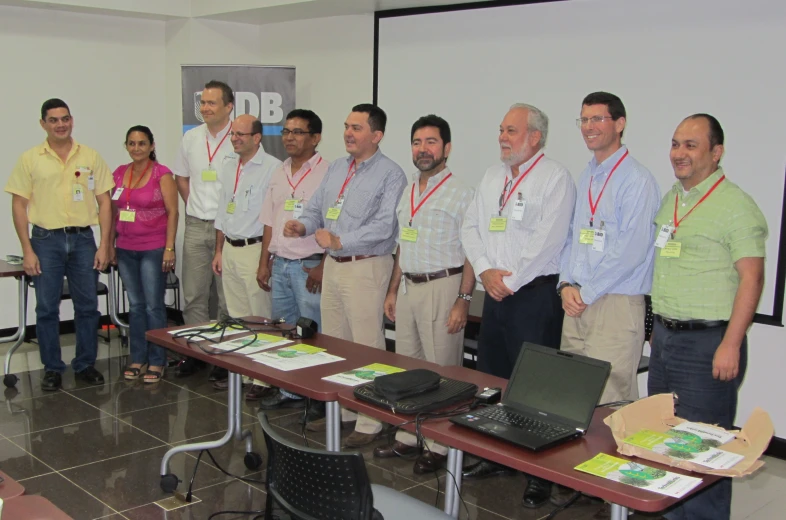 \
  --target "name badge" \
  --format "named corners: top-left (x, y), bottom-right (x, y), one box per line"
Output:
top-left (654, 224), bottom-right (674, 248)
top-left (400, 227), bottom-right (418, 242)
top-left (489, 217), bottom-right (507, 232)
top-left (226, 201), bottom-right (237, 214)
top-left (579, 228), bottom-right (595, 245)
top-left (326, 207), bottom-right (341, 220)
top-left (592, 230), bottom-right (606, 252)
top-left (88, 174), bottom-right (95, 191)
top-left (111, 188), bottom-right (124, 201)
top-left (284, 199), bottom-right (298, 211)
top-left (119, 209), bottom-right (136, 222)
top-left (293, 202), bottom-right (304, 218)
top-left (660, 241), bottom-right (682, 258)
top-left (511, 199), bottom-right (525, 221)
top-left (336, 197), bottom-right (345, 209)
top-left (201, 169), bottom-right (218, 182)
top-left (72, 184), bottom-right (84, 202)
